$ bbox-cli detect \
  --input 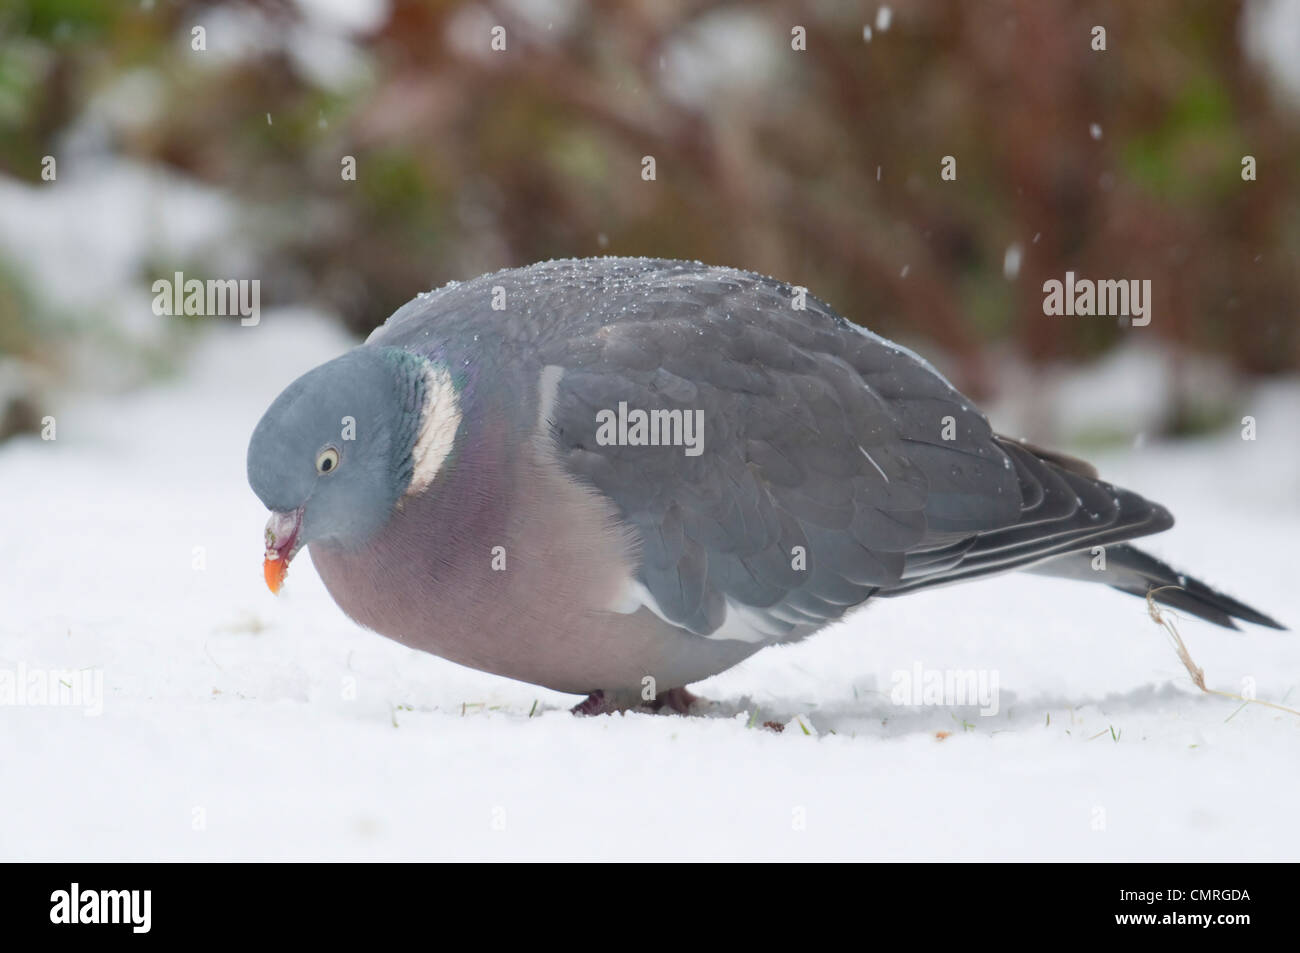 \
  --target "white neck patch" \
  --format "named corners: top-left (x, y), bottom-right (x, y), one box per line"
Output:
top-left (405, 363), bottom-right (462, 499)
